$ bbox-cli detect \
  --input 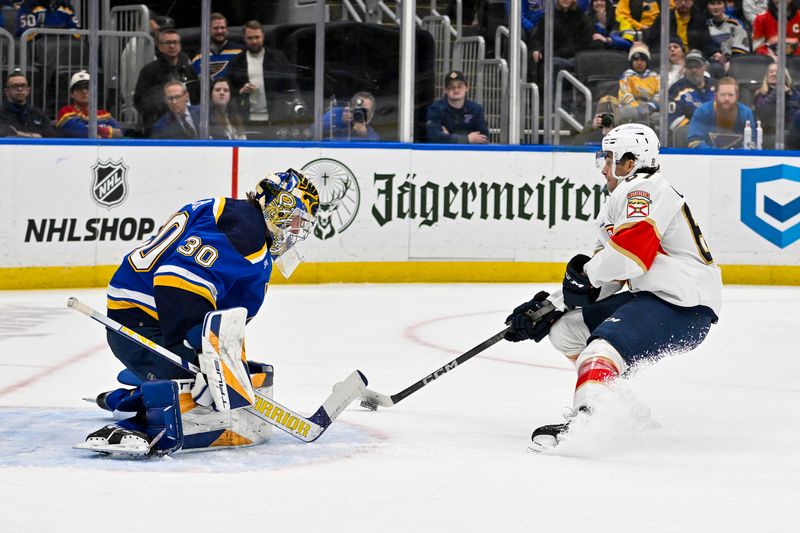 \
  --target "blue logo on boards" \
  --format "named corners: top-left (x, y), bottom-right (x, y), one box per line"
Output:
top-left (741, 164), bottom-right (800, 248)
